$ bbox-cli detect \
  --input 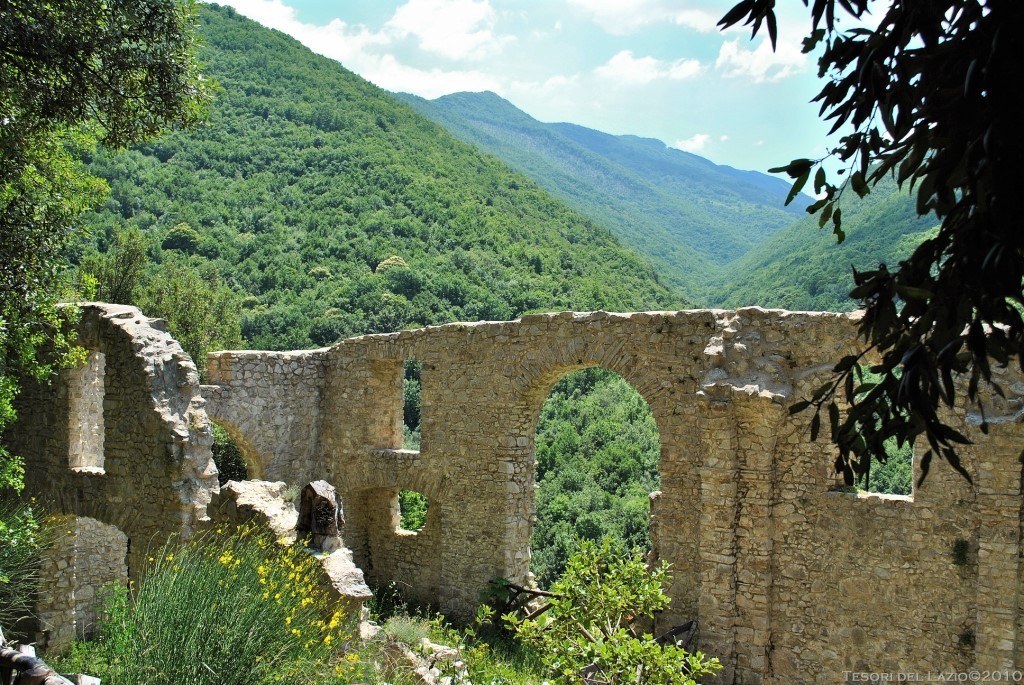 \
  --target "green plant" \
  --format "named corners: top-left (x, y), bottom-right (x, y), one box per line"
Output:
top-left (506, 538), bottom-right (720, 685)
top-left (72, 525), bottom-right (364, 684)
top-left (952, 539), bottom-right (971, 567)
top-left (381, 615), bottom-right (430, 646)
top-left (398, 490), bottom-right (428, 531)
top-left (0, 499), bottom-right (48, 631)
